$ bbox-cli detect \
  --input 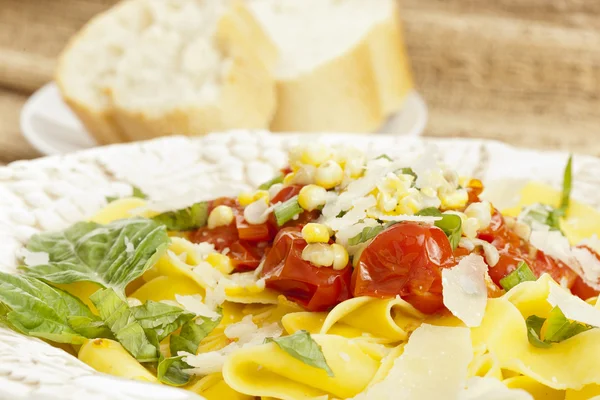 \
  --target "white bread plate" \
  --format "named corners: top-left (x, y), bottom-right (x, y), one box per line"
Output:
top-left (19, 83), bottom-right (427, 156)
top-left (1, 131), bottom-right (600, 400)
